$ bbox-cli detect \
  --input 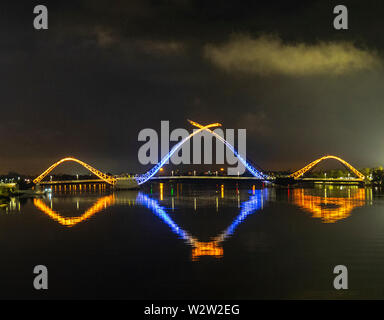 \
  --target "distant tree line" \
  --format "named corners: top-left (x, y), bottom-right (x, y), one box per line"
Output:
top-left (297, 167), bottom-right (384, 184)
